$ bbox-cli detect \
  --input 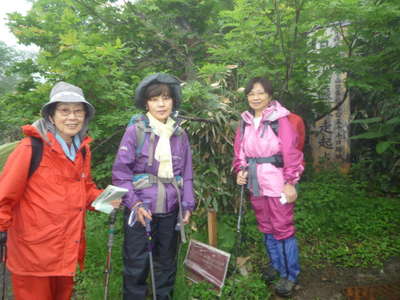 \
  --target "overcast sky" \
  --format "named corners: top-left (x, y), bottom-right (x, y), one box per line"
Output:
top-left (0, 0), bottom-right (38, 52)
